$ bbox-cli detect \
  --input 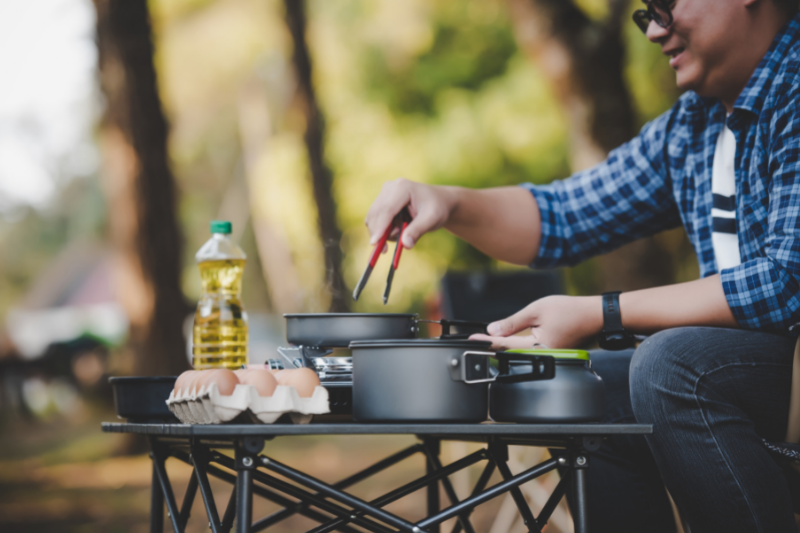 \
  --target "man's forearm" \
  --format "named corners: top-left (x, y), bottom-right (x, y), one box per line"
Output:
top-left (620, 275), bottom-right (739, 333)
top-left (443, 186), bottom-right (542, 265)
